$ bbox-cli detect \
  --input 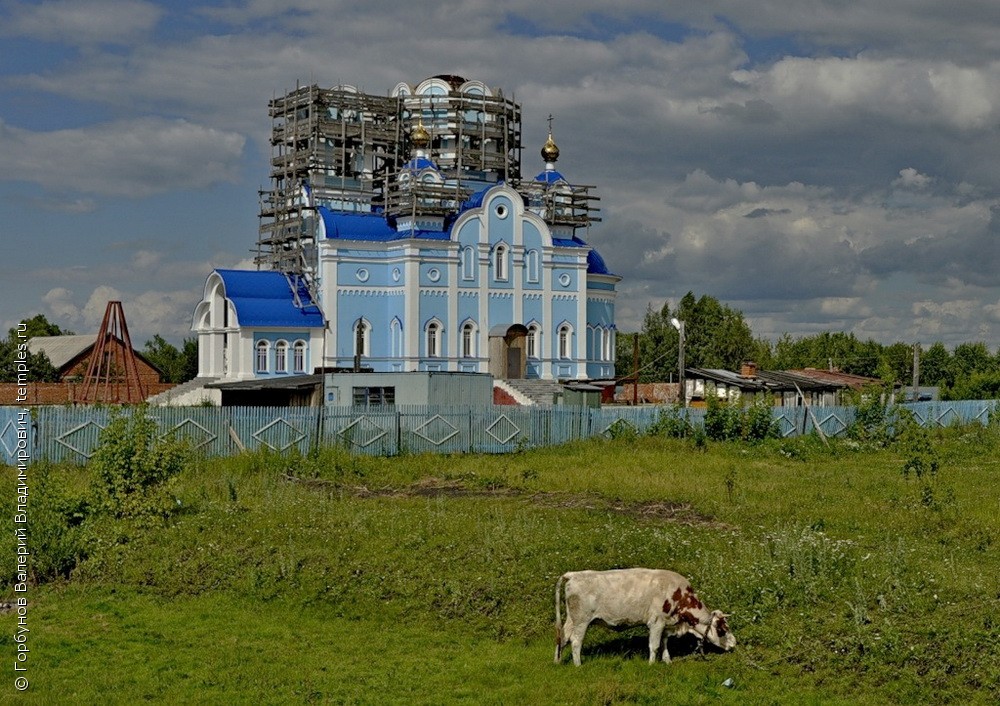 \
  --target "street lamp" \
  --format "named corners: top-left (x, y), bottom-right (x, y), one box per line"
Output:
top-left (670, 317), bottom-right (686, 407)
